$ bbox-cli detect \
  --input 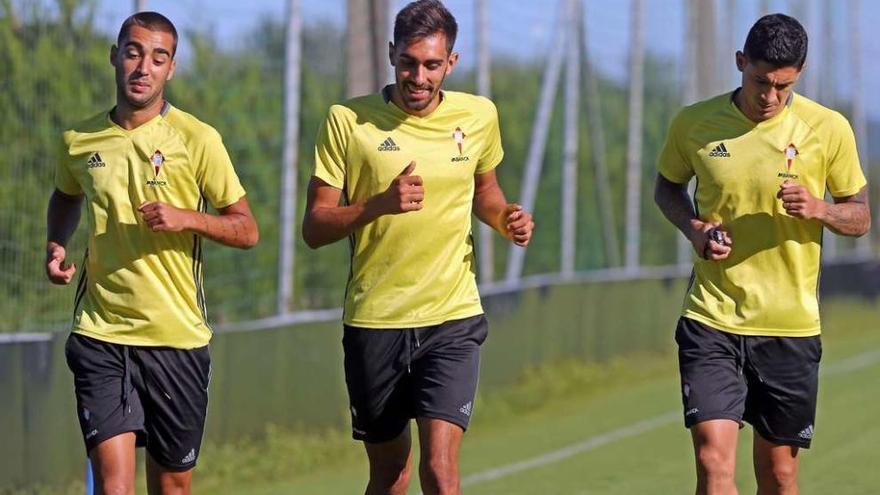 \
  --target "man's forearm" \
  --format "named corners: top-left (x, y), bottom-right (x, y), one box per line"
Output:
top-left (654, 176), bottom-right (697, 238)
top-left (472, 181), bottom-right (508, 234)
top-left (302, 196), bottom-right (385, 248)
top-left (820, 201), bottom-right (871, 237)
top-left (47, 190), bottom-right (84, 248)
top-left (187, 211), bottom-right (259, 249)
